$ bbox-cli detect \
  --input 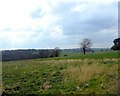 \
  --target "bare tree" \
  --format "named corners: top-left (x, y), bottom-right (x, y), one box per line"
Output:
top-left (53, 47), bottom-right (61, 57)
top-left (80, 39), bottom-right (92, 54)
